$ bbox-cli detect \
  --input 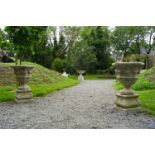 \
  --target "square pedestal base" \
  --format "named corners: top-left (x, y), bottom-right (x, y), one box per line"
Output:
top-left (115, 93), bottom-right (140, 109)
top-left (16, 90), bottom-right (33, 101)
